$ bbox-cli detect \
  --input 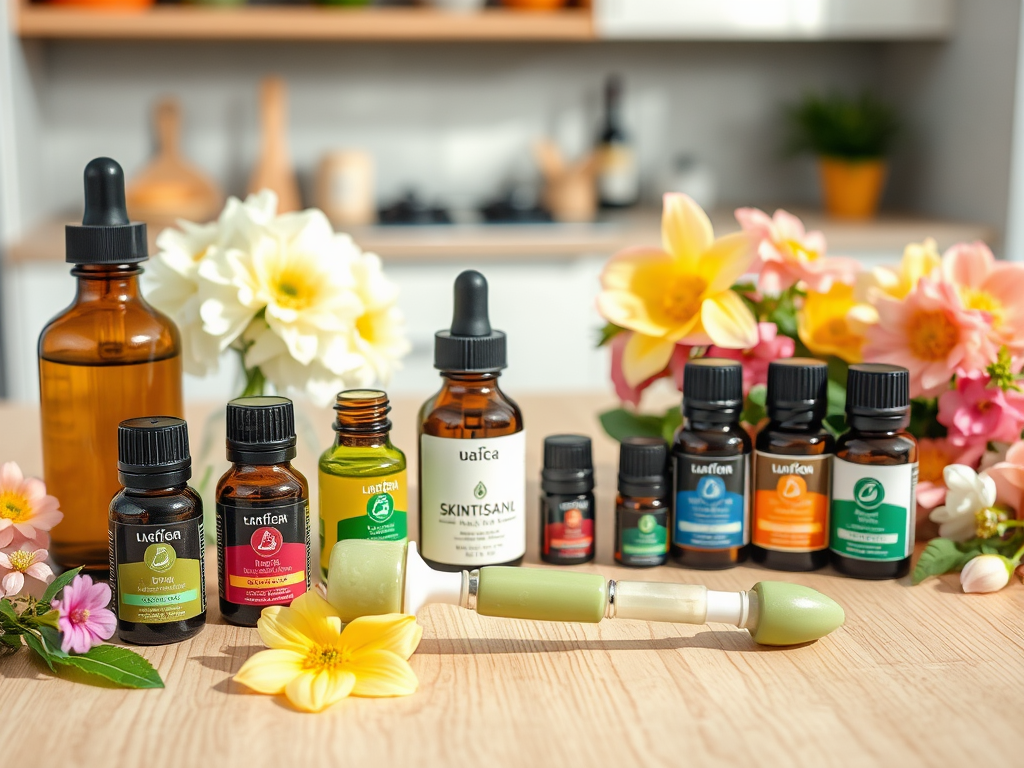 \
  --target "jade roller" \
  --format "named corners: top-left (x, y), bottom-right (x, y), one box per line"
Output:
top-left (326, 540), bottom-right (845, 646)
